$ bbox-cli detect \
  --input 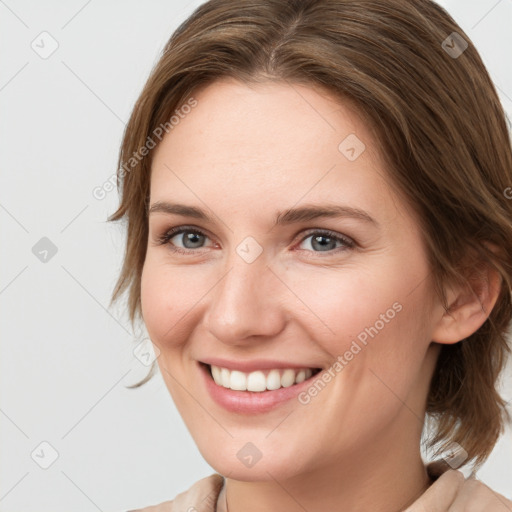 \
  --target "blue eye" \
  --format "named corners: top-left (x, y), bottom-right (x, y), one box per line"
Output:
top-left (156, 226), bottom-right (355, 256)
top-left (157, 227), bottom-right (213, 254)
top-left (298, 230), bottom-right (354, 253)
